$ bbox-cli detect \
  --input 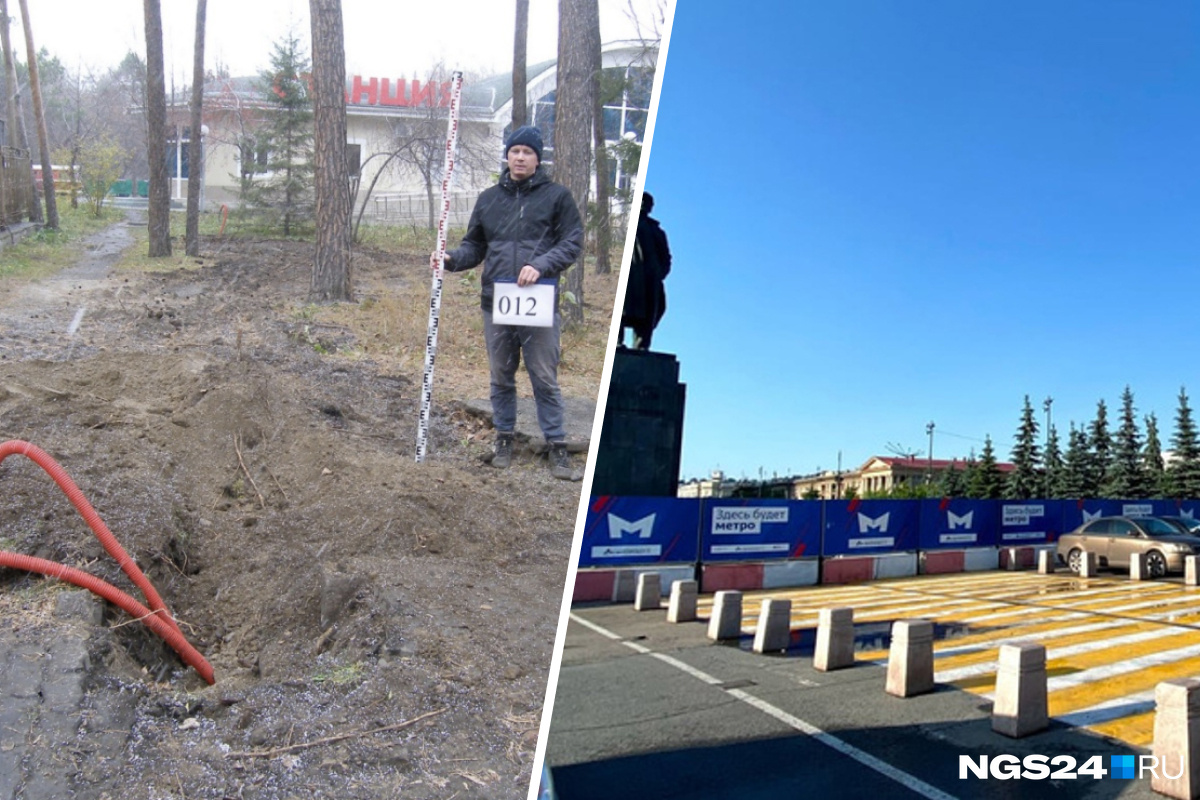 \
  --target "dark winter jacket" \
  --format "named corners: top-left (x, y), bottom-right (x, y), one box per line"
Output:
top-left (445, 166), bottom-right (584, 311)
top-left (622, 212), bottom-right (671, 329)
